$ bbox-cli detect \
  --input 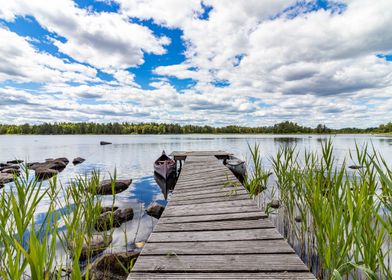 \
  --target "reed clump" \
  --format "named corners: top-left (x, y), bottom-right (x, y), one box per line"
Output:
top-left (0, 167), bottom-right (129, 279)
top-left (266, 139), bottom-right (391, 279)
